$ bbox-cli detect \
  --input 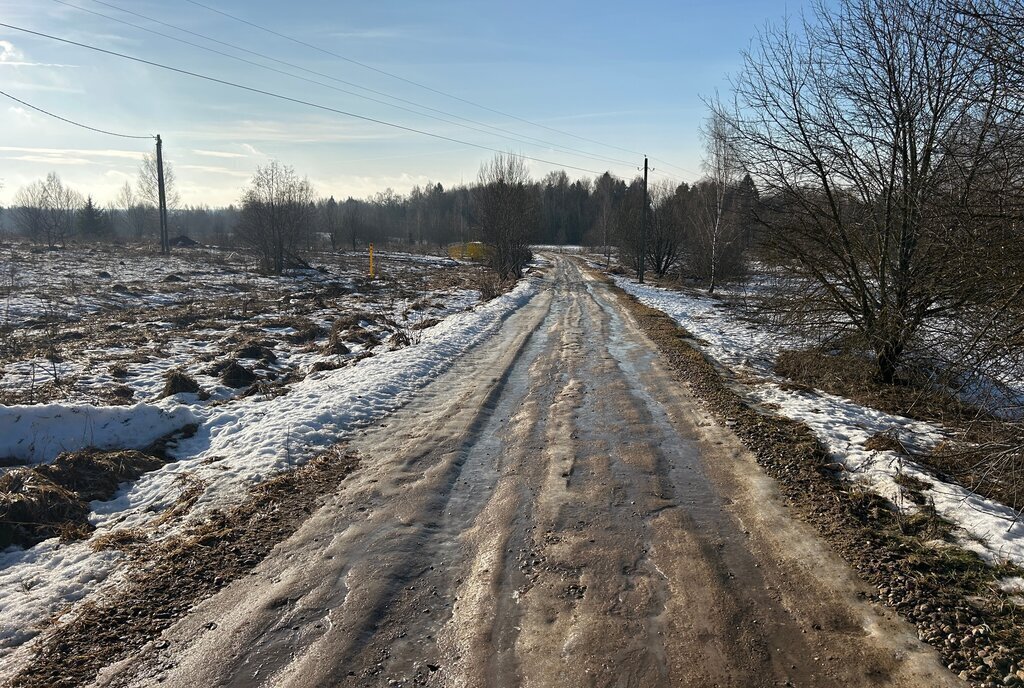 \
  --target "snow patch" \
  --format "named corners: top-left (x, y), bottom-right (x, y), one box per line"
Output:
top-left (0, 403), bottom-right (197, 464)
